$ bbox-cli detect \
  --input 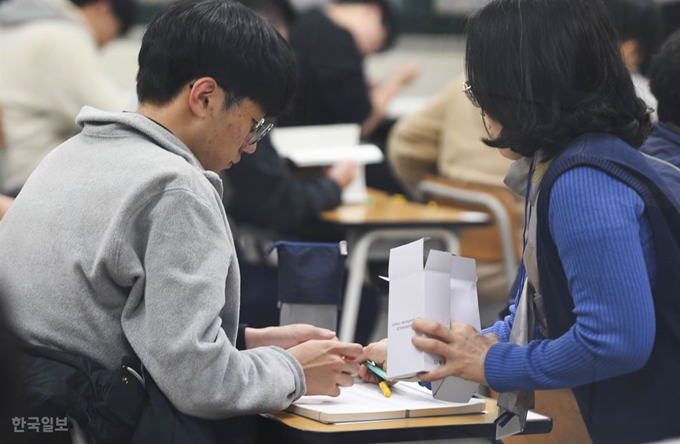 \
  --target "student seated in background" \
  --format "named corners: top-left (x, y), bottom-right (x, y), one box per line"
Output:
top-left (641, 29), bottom-right (680, 170)
top-left (0, 0), bottom-right (136, 191)
top-left (362, 0), bottom-right (680, 443)
top-left (227, 0), bottom-right (380, 344)
top-left (388, 73), bottom-right (522, 310)
top-left (602, 0), bottom-right (662, 114)
top-left (226, 0), bottom-right (357, 234)
top-left (279, 0), bottom-right (418, 137)
top-left (0, 0), bottom-right (363, 429)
